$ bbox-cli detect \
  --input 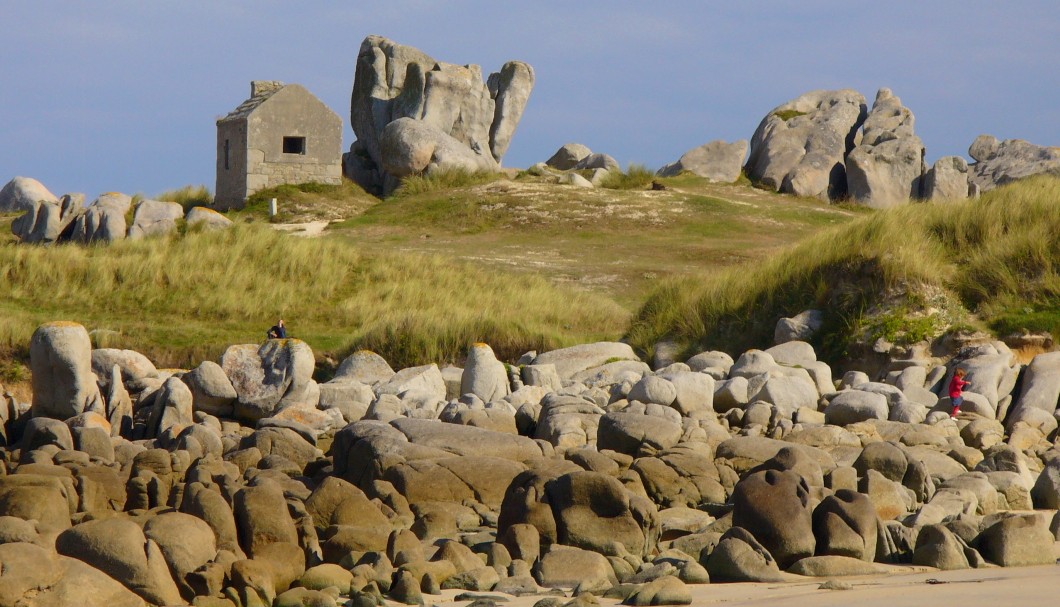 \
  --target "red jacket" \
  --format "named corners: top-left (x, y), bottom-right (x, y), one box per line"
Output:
top-left (949, 374), bottom-right (969, 399)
